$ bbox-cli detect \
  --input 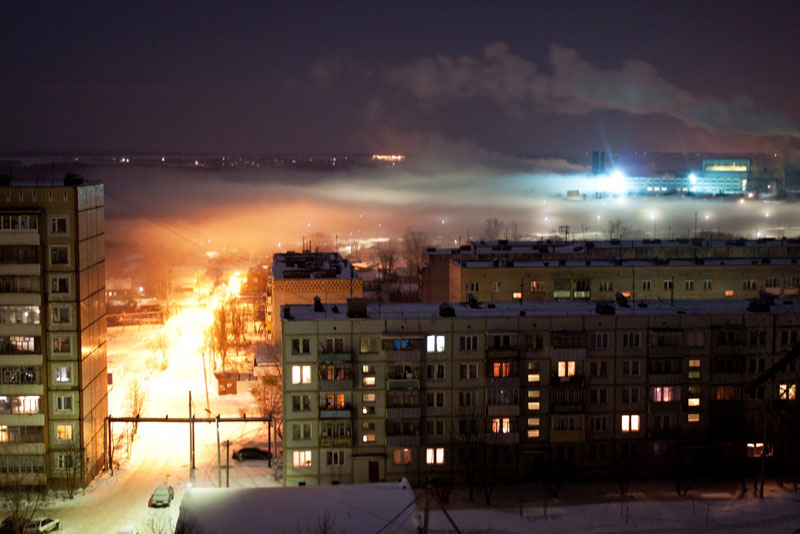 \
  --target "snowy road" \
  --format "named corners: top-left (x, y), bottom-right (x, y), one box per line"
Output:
top-left (40, 292), bottom-right (278, 534)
